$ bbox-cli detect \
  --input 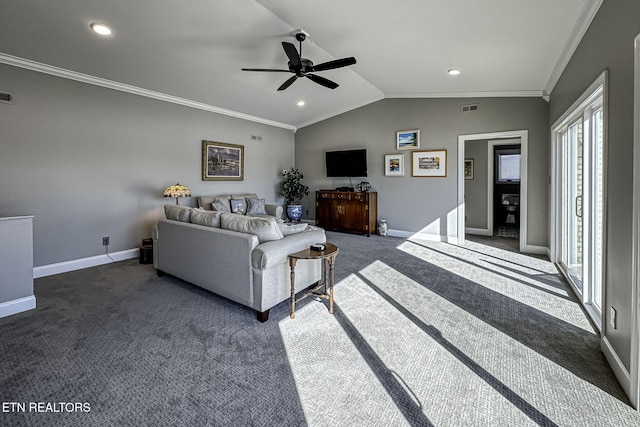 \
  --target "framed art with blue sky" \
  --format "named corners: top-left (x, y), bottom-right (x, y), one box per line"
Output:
top-left (396, 129), bottom-right (420, 150)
